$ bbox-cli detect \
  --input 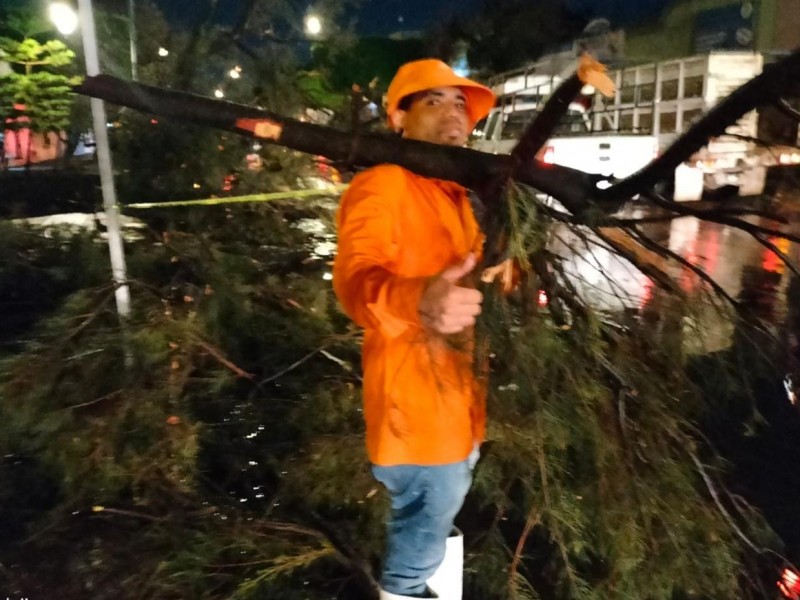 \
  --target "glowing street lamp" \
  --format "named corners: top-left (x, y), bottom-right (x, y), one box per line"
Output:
top-left (304, 14), bottom-right (322, 37)
top-left (158, 46), bottom-right (169, 57)
top-left (48, 0), bottom-right (131, 321)
top-left (214, 89), bottom-right (225, 99)
top-left (229, 66), bottom-right (241, 79)
top-left (49, 2), bottom-right (79, 35)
